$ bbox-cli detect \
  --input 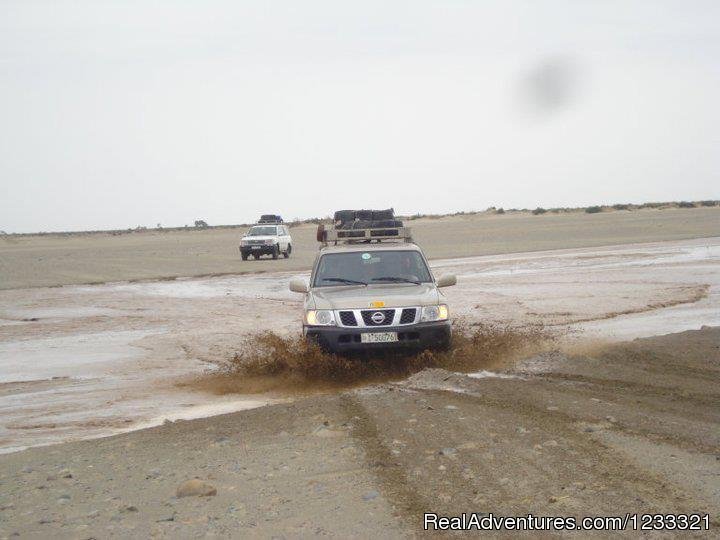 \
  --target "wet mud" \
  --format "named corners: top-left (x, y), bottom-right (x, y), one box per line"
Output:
top-left (185, 321), bottom-right (557, 396)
